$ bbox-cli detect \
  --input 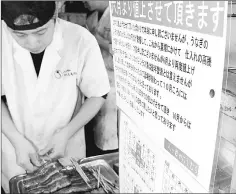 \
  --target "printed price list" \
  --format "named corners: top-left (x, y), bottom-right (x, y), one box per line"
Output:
top-left (162, 161), bottom-right (192, 193)
top-left (122, 121), bottom-right (157, 192)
